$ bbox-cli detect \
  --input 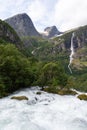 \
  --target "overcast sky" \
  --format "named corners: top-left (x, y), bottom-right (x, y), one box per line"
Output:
top-left (0, 0), bottom-right (87, 32)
